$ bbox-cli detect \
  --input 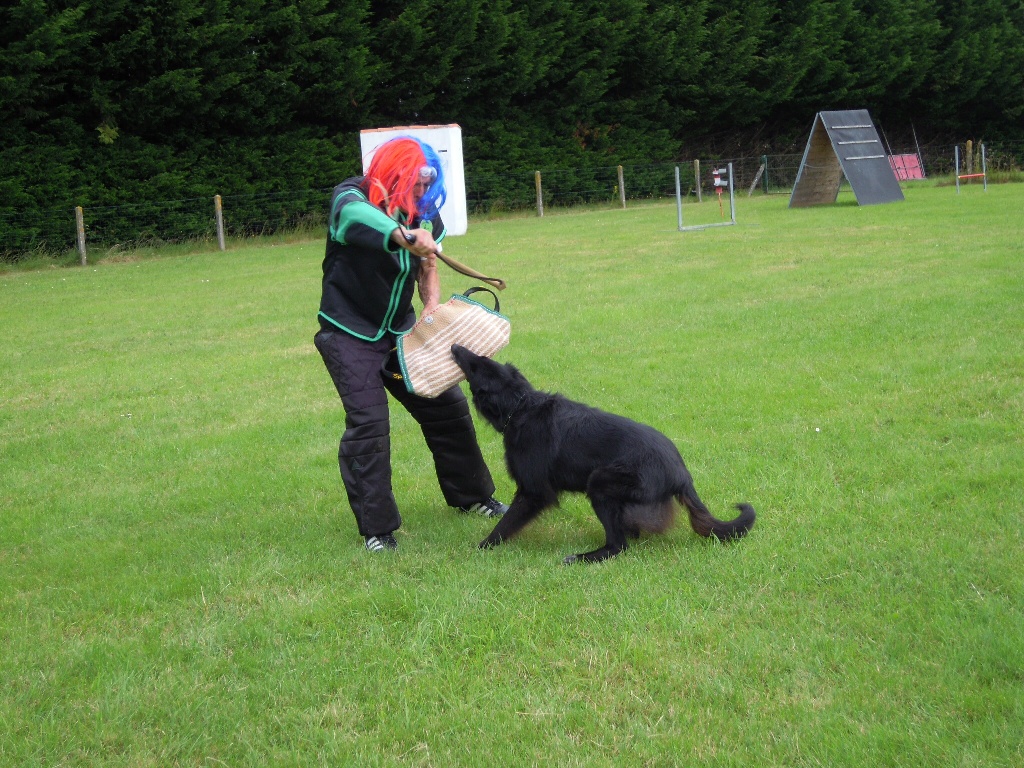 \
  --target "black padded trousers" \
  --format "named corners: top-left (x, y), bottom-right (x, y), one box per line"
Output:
top-left (314, 329), bottom-right (496, 537)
